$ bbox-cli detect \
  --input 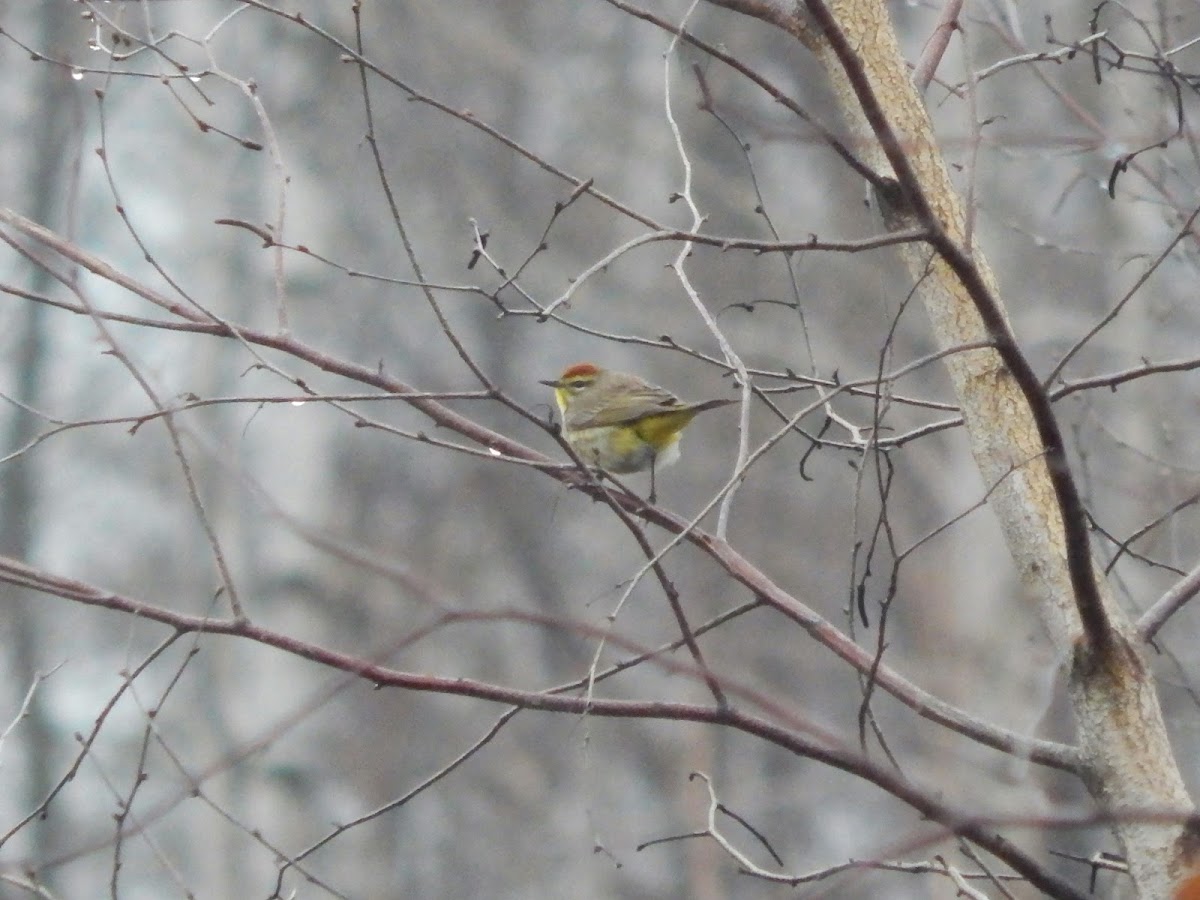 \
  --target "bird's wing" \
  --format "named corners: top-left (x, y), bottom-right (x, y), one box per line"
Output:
top-left (566, 385), bottom-right (682, 429)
